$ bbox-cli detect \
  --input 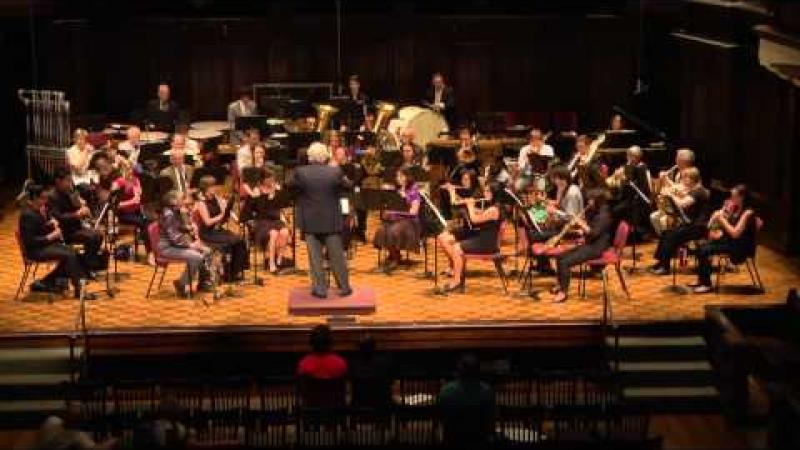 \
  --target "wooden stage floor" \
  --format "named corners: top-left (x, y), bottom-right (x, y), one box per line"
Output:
top-left (0, 209), bottom-right (797, 337)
